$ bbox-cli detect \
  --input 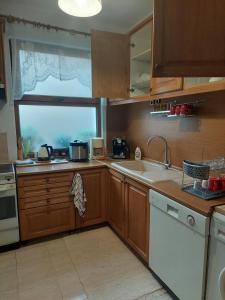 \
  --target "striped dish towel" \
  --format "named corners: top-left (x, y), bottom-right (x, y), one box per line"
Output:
top-left (70, 173), bottom-right (87, 217)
